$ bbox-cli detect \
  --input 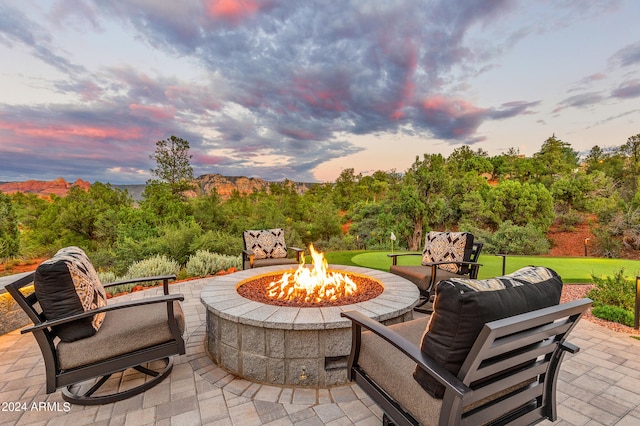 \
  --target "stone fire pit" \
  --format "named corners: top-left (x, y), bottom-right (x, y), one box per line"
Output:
top-left (200, 264), bottom-right (419, 387)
